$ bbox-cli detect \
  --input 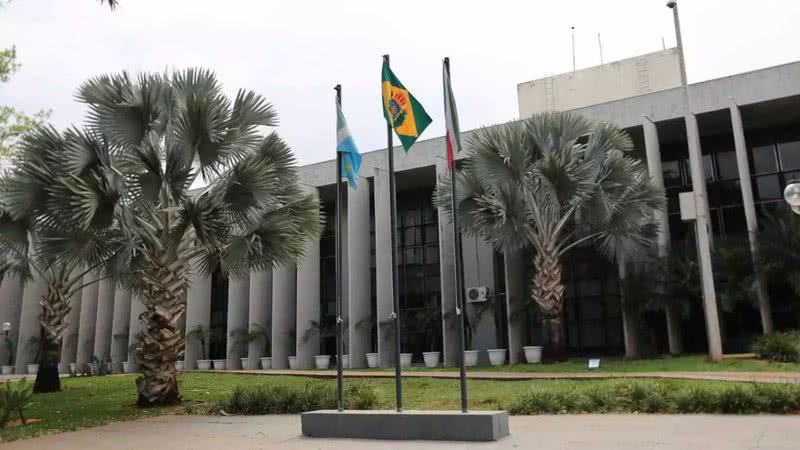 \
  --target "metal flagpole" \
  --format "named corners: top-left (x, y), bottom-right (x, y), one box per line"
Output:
top-left (334, 84), bottom-right (344, 412)
top-left (383, 54), bottom-right (404, 412)
top-left (444, 57), bottom-right (468, 413)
